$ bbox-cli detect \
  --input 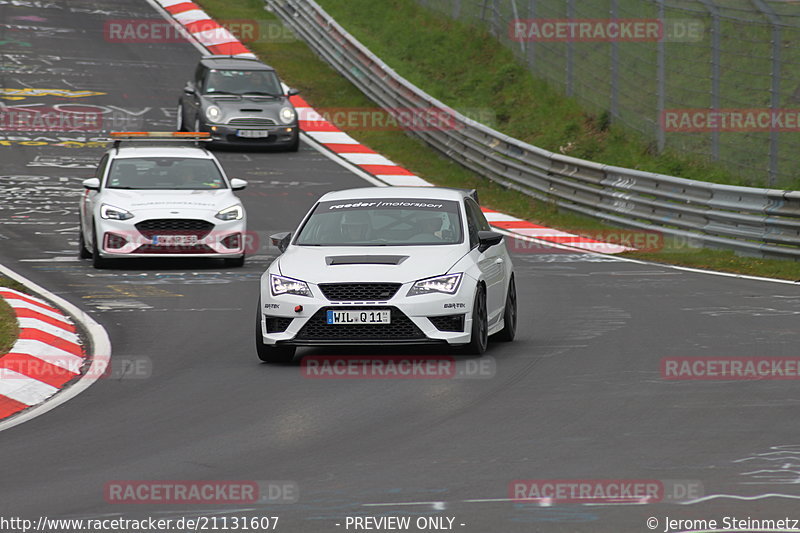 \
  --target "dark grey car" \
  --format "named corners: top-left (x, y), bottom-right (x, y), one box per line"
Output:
top-left (178, 56), bottom-right (300, 151)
